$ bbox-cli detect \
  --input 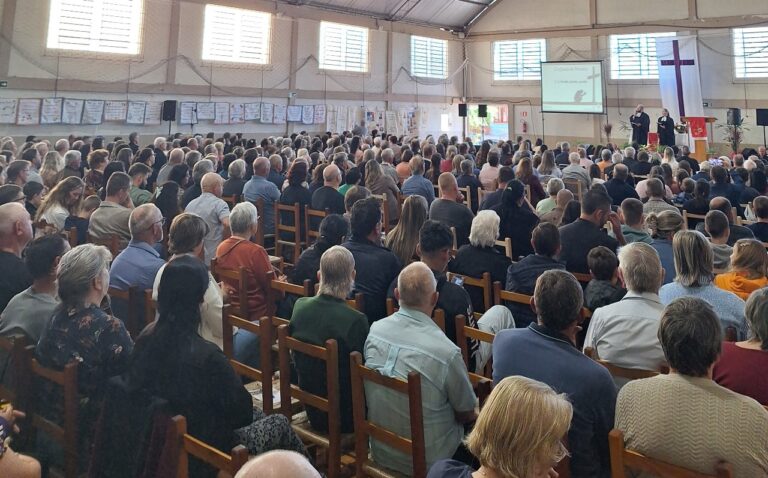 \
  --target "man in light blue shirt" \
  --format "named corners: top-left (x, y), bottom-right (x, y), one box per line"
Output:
top-left (185, 173), bottom-right (231, 266)
top-left (243, 156), bottom-right (280, 233)
top-left (401, 156), bottom-right (435, 205)
top-left (109, 203), bottom-right (165, 291)
top-left (364, 262), bottom-right (476, 475)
